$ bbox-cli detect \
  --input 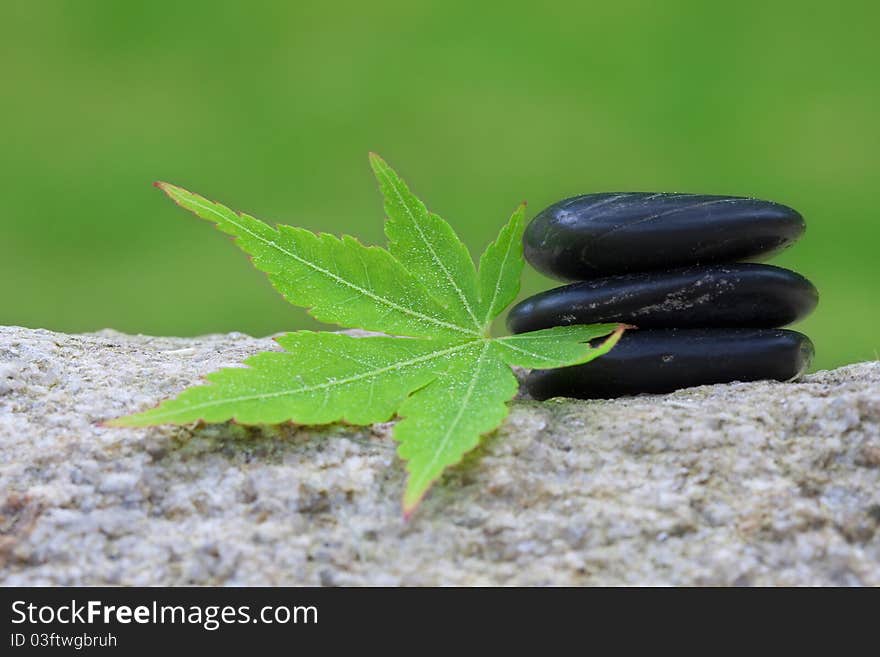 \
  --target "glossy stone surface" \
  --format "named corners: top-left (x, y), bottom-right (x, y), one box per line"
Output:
top-left (523, 192), bottom-right (805, 280)
top-left (525, 328), bottom-right (814, 400)
top-left (508, 264), bottom-right (818, 333)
